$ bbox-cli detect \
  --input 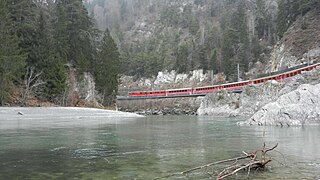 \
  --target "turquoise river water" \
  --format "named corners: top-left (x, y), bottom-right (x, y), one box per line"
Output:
top-left (0, 110), bottom-right (320, 179)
